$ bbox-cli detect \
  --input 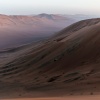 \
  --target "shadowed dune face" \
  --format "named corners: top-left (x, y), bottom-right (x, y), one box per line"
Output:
top-left (0, 14), bottom-right (77, 50)
top-left (0, 18), bottom-right (100, 98)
